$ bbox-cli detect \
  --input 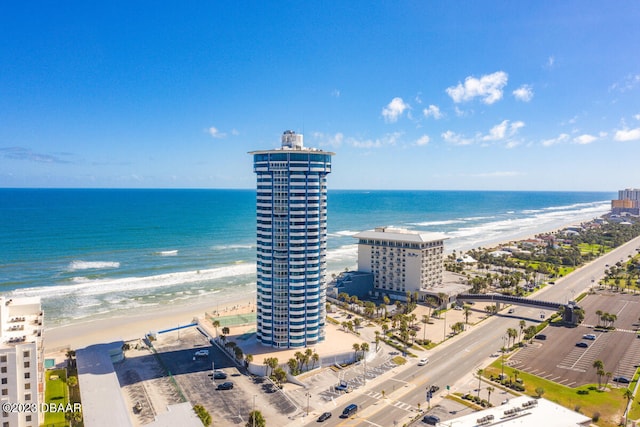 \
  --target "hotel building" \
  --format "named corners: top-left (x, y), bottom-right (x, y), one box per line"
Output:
top-left (250, 131), bottom-right (334, 348)
top-left (612, 188), bottom-right (640, 215)
top-left (353, 227), bottom-right (447, 298)
top-left (0, 297), bottom-right (44, 427)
